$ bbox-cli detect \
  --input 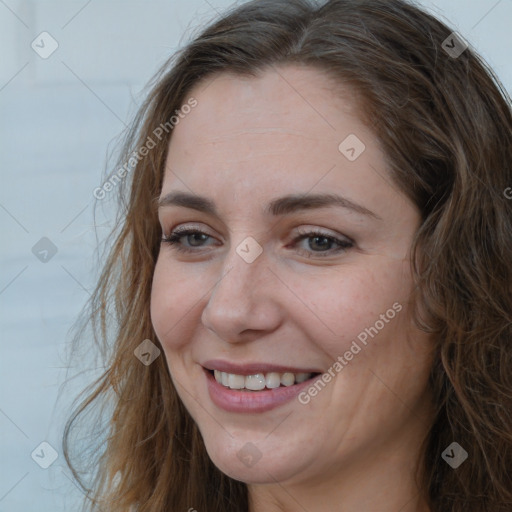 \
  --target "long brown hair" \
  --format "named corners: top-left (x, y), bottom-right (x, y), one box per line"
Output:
top-left (63, 0), bottom-right (512, 510)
